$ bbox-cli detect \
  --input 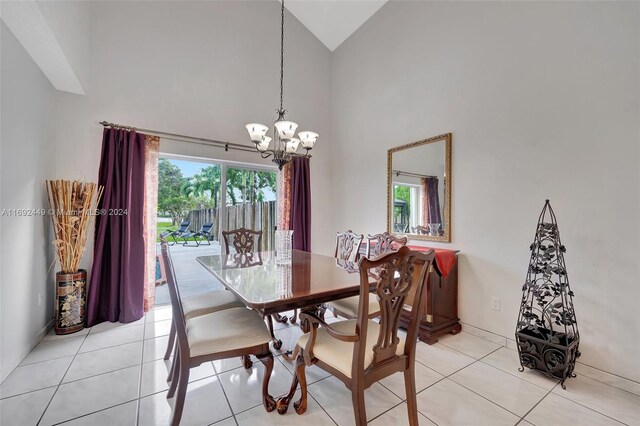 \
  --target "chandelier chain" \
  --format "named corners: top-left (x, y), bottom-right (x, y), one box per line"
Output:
top-left (280, 0), bottom-right (285, 113)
